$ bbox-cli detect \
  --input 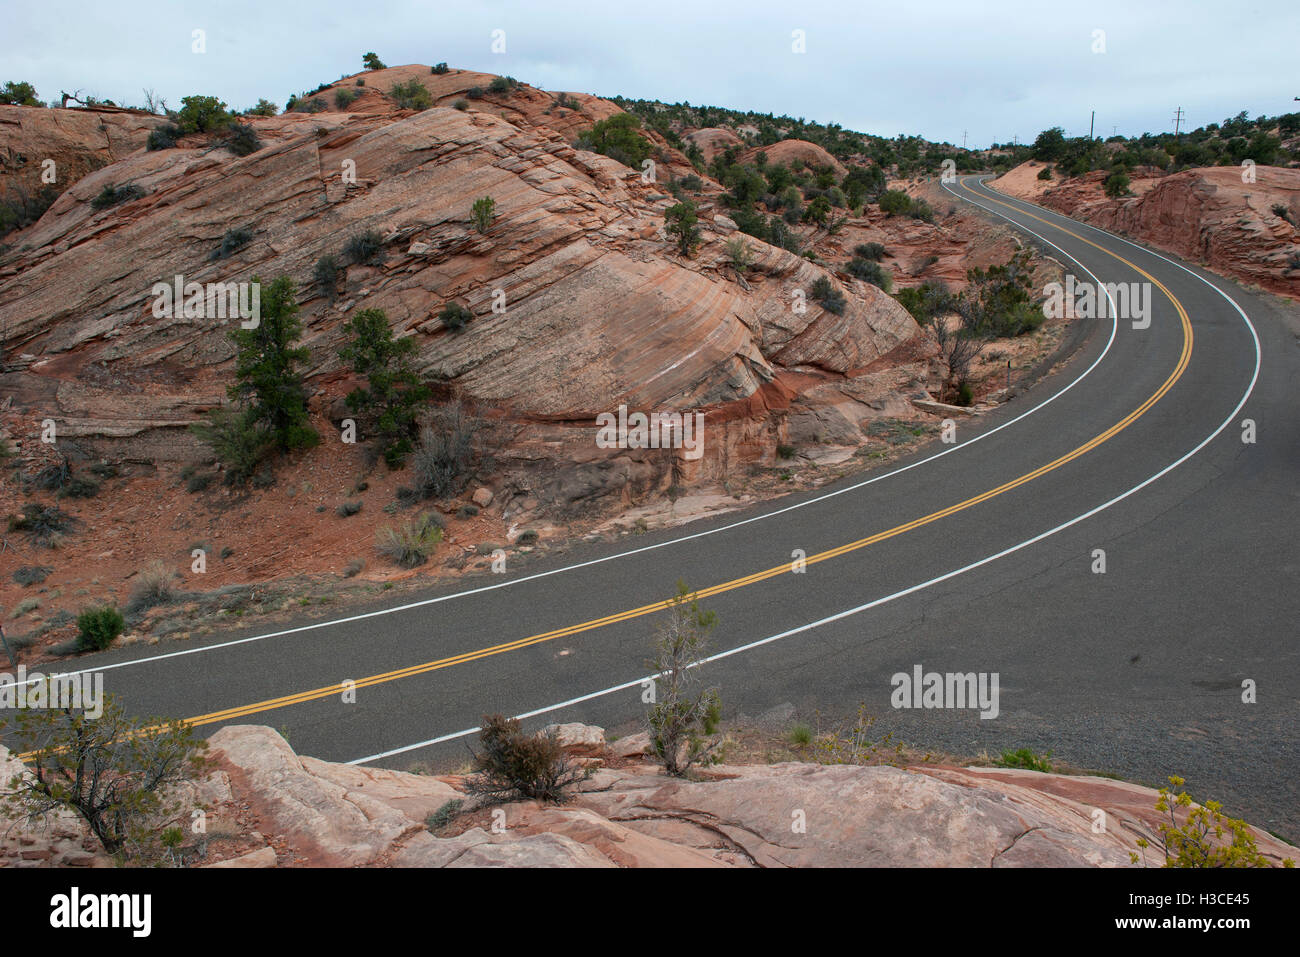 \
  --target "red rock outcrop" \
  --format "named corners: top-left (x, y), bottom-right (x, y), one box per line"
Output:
top-left (994, 160), bottom-right (1300, 299)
